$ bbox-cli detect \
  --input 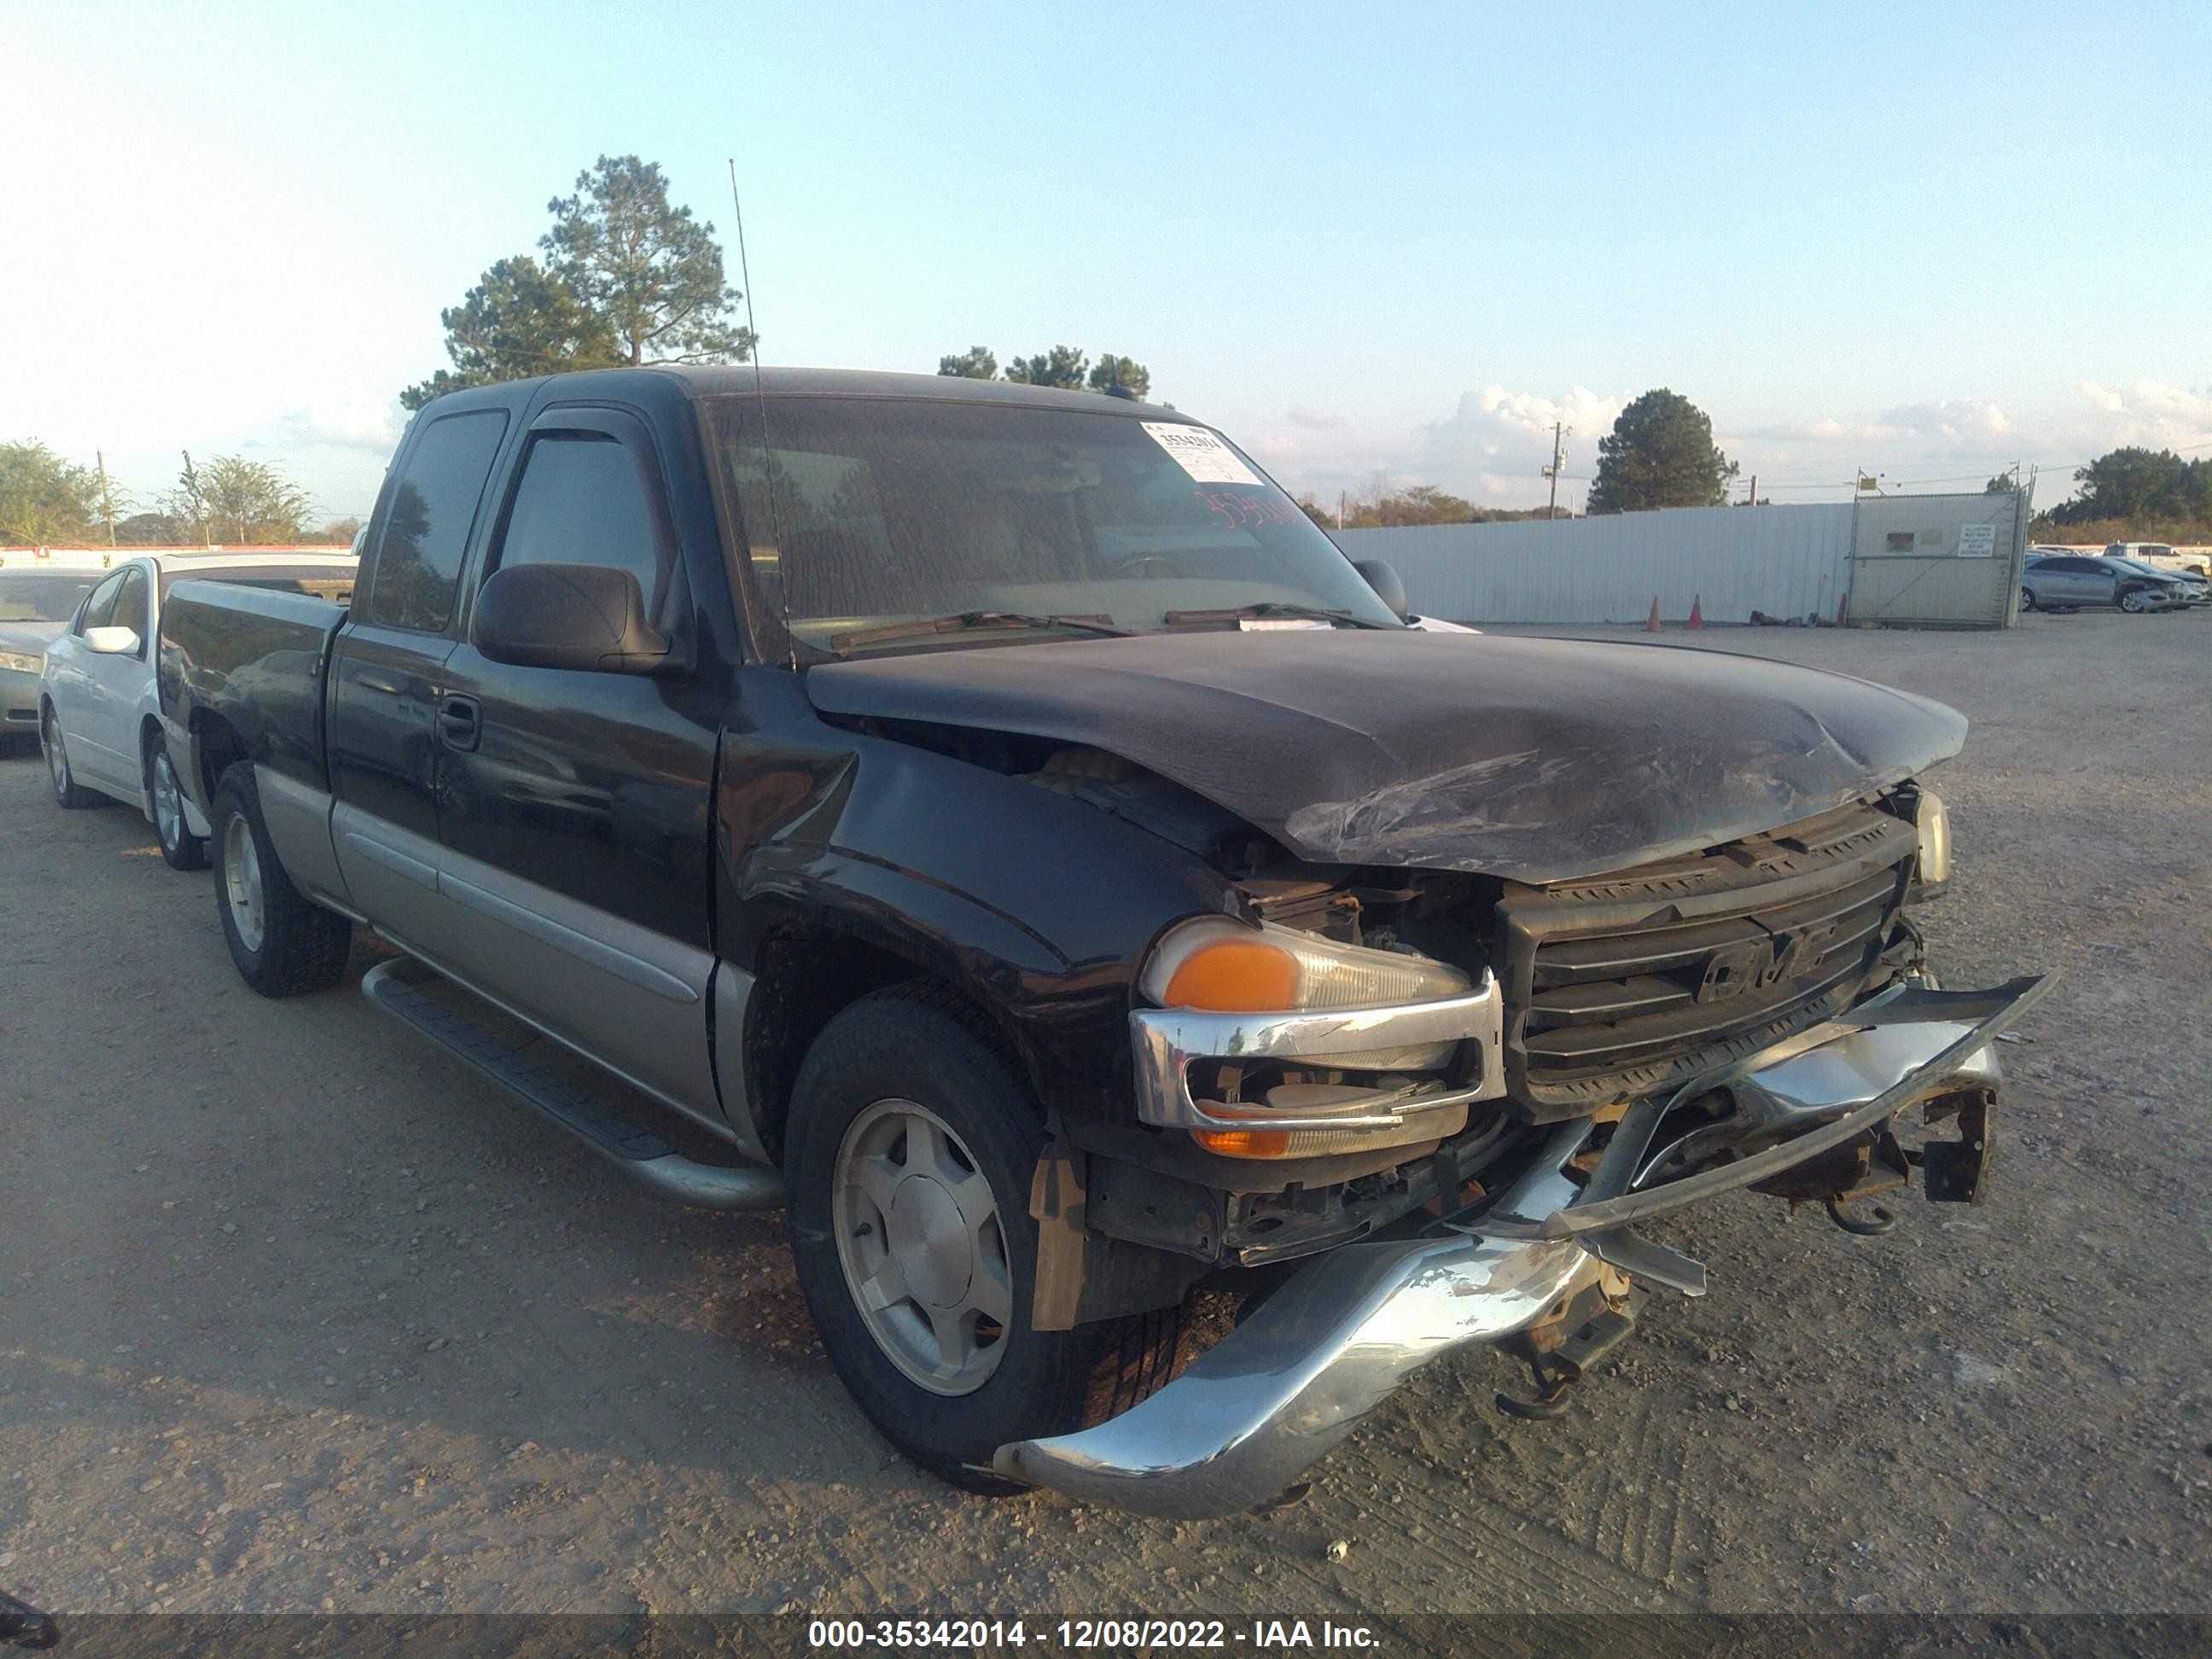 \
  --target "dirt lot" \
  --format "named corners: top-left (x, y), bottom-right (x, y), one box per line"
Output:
top-left (3, 608), bottom-right (2209, 1619)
